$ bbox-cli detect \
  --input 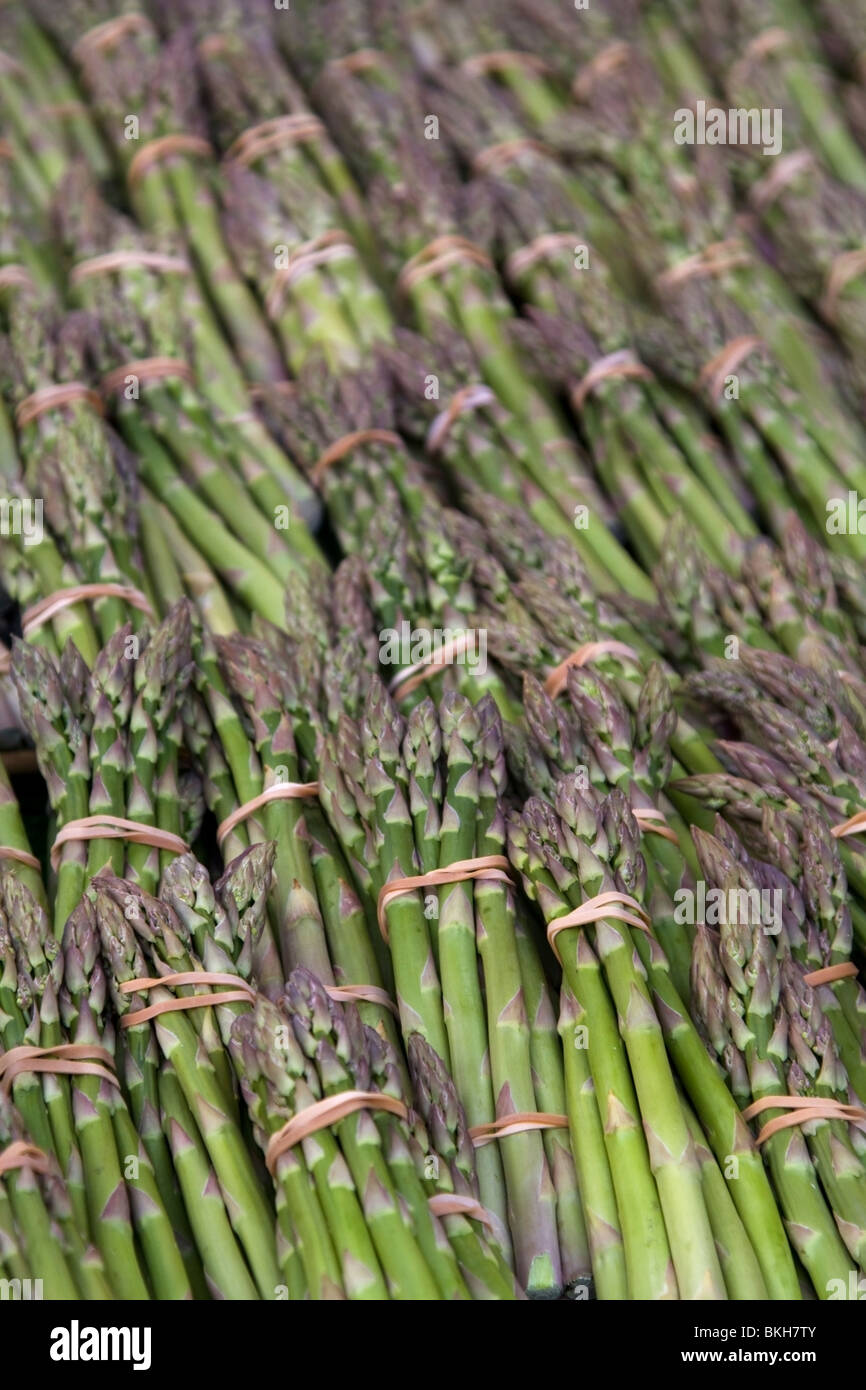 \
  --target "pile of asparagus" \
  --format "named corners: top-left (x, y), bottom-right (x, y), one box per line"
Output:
top-left (0, 0), bottom-right (865, 1301)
